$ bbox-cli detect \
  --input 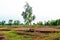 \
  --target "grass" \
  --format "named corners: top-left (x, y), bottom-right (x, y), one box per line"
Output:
top-left (0, 26), bottom-right (60, 40)
top-left (40, 33), bottom-right (60, 40)
top-left (2, 30), bottom-right (38, 40)
top-left (3, 31), bottom-right (20, 40)
top-left (3, 31), bottom-right (60, 40)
